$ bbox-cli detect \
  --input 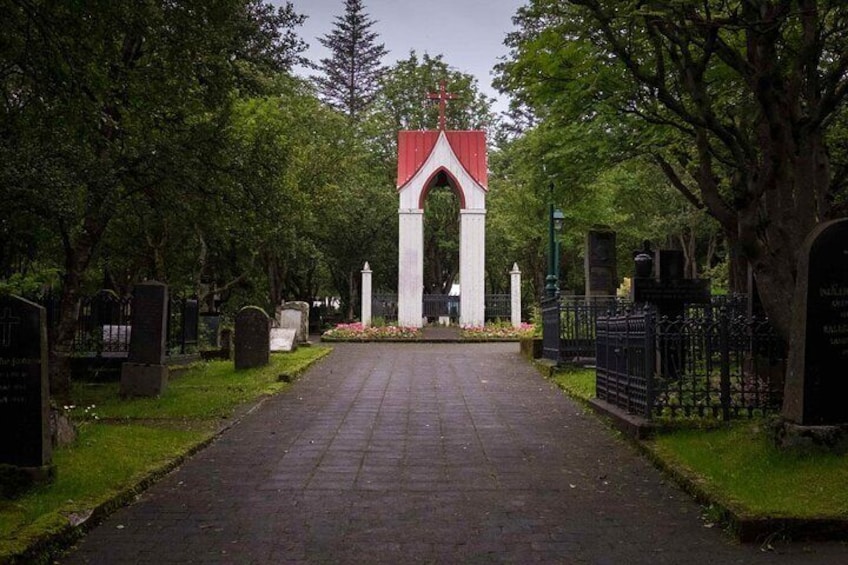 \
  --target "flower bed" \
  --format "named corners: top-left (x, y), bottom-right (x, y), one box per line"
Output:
top-left (321, 323), bottom-right (421, 341)
top-left (461, 322), bottom-right (535, 341)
